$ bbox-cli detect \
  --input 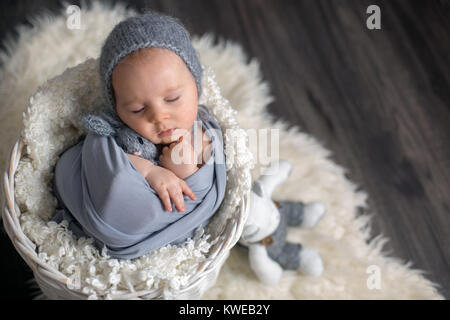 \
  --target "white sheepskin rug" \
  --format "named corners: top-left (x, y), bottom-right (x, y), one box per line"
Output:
top-left (0, 1), bottom-right (444, 299)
